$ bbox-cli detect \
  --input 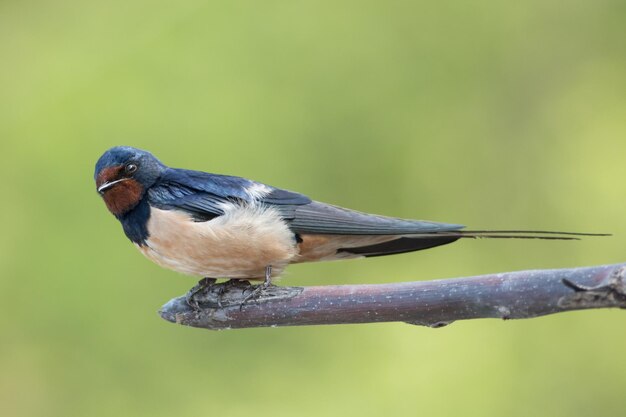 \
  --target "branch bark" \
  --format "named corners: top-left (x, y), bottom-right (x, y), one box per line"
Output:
top-left (159, 262), bottom-right (626, 330)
